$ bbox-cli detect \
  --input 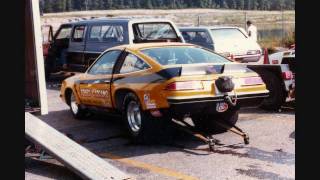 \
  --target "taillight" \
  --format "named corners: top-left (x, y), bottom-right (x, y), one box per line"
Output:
top-left (282, 71), bottom-right (293, 80)
top-left (165, 81), bottom-right (204, 91)
top-left (272, 60), bottom-right (279, 64)
top-left (243, 77), bottom-right (264, 86)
